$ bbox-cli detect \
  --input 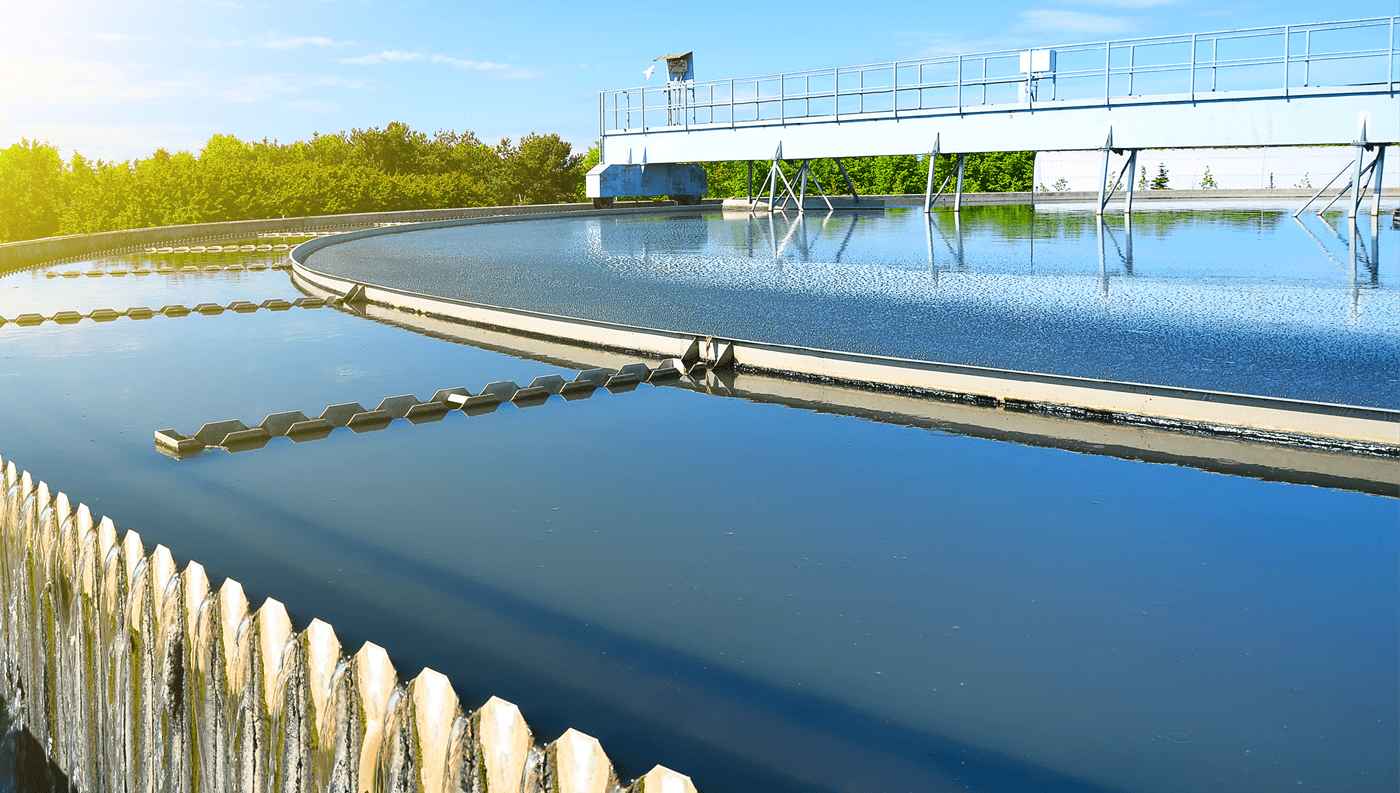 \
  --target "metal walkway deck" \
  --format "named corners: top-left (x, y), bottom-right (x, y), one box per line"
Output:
top-left (598, 17), bottom-right (1399, 164)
